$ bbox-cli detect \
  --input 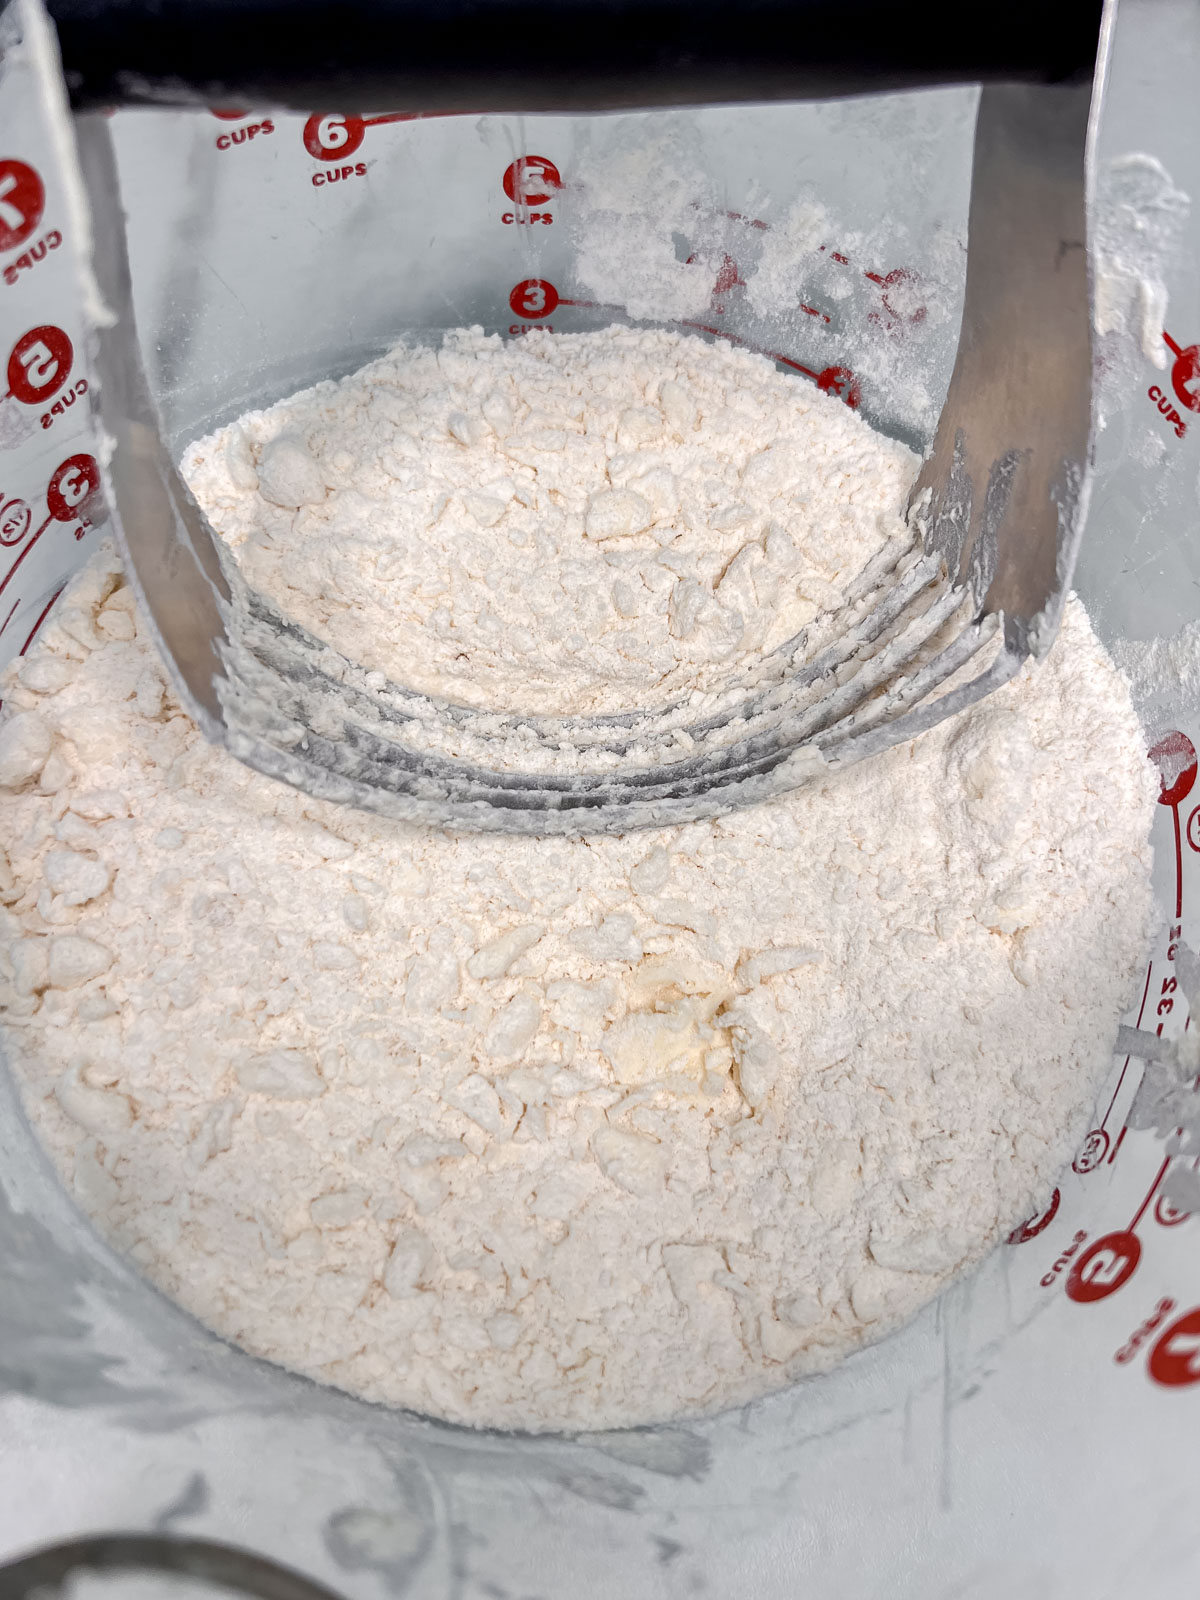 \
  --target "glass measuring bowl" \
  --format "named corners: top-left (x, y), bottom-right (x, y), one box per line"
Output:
top-left (3, 0), bottom-right (1200, 1591)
